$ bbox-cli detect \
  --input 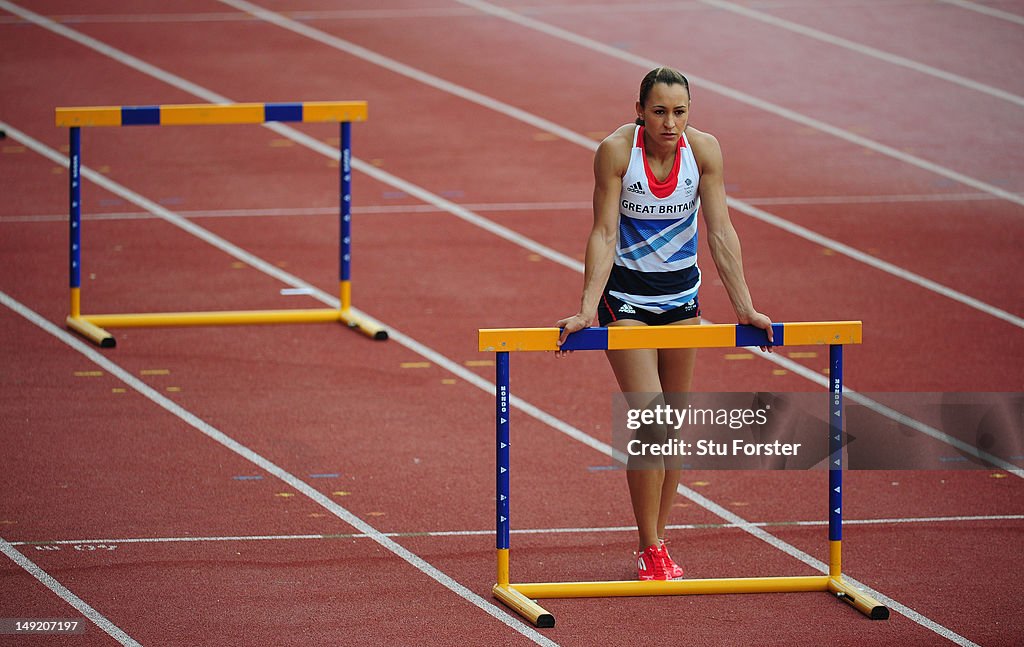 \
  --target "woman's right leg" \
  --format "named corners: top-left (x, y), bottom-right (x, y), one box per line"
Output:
top-left (605, 320), bottom-right (665, 553)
